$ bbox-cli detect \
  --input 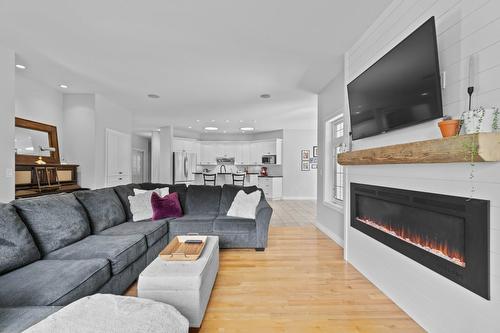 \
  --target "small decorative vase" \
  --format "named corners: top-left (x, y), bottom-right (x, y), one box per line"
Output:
top-left (438, 119), bottom-right (460, 137)
top-left (461, 107), bottom-right (499, 134)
